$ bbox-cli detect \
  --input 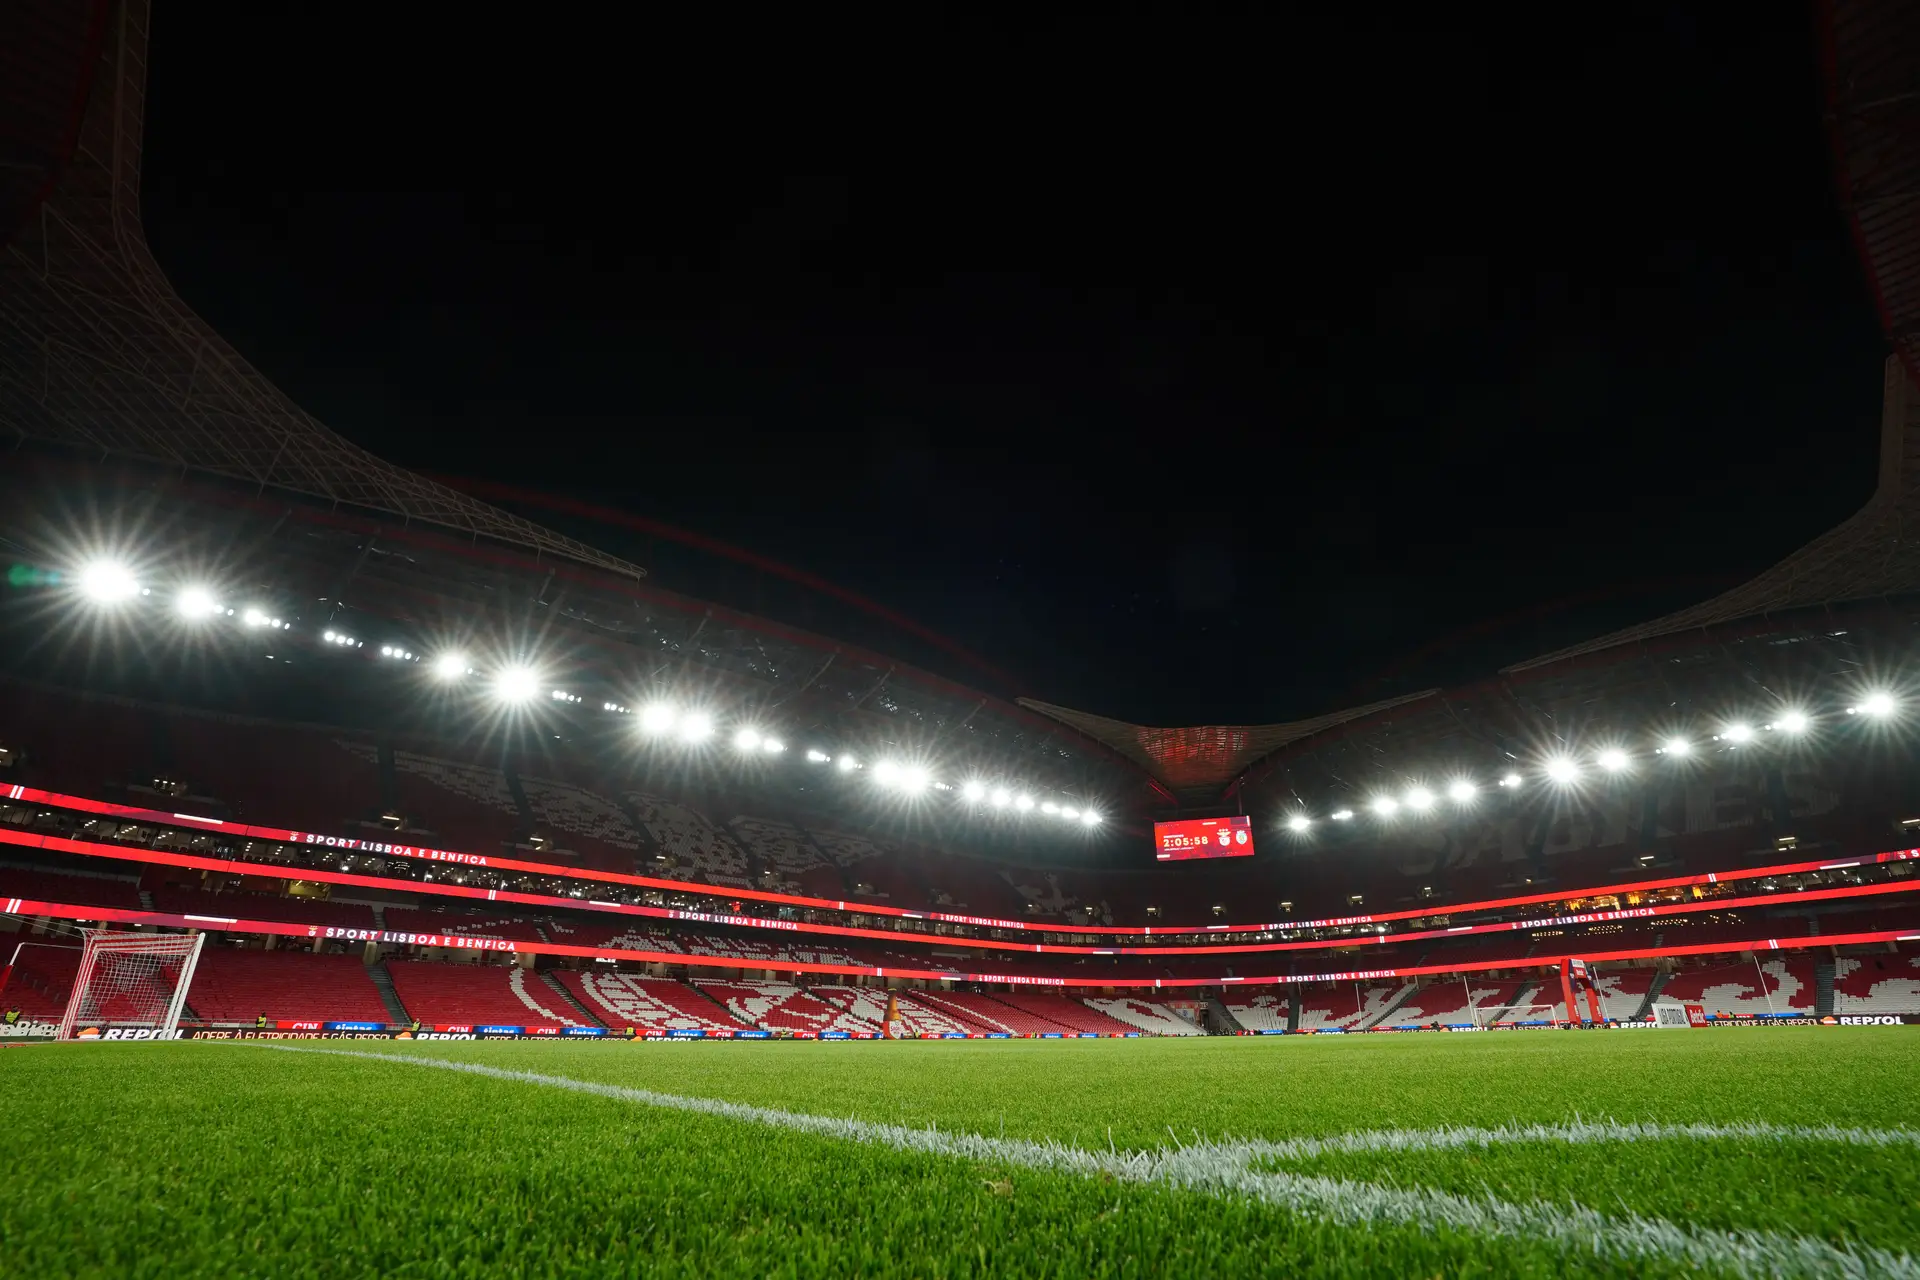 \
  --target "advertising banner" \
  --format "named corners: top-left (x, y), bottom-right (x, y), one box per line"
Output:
top-left (1823, 1013), bottom-right (1920, 1025)
top-left (0, 1018), bottom-right (57, 1038)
